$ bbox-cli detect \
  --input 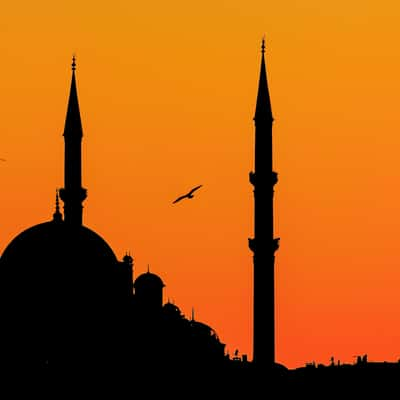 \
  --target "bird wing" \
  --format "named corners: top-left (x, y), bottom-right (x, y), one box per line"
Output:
top-left (172, 185), bottom-right (202, 204)
top-left (172, 194), bottom-right (187, 204)
top-left (188, 185), bottom-right (202, 195)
